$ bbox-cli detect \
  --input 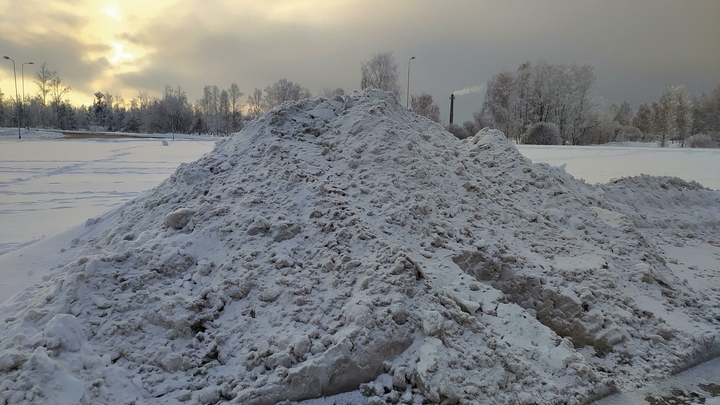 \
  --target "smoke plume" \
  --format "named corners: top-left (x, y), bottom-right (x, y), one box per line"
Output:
top-left (452, 85), bottom-right (485, 96)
